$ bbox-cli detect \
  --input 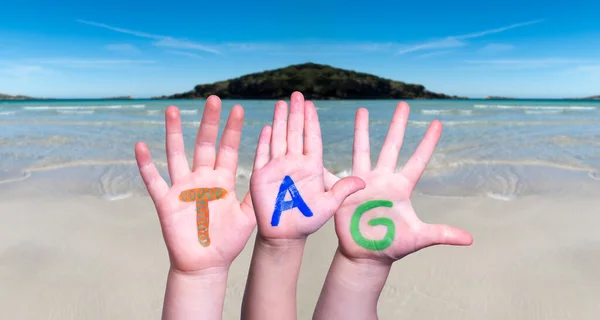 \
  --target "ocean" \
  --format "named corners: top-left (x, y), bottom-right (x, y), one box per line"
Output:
top-left (1, 99), bottom-right (600, 201)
